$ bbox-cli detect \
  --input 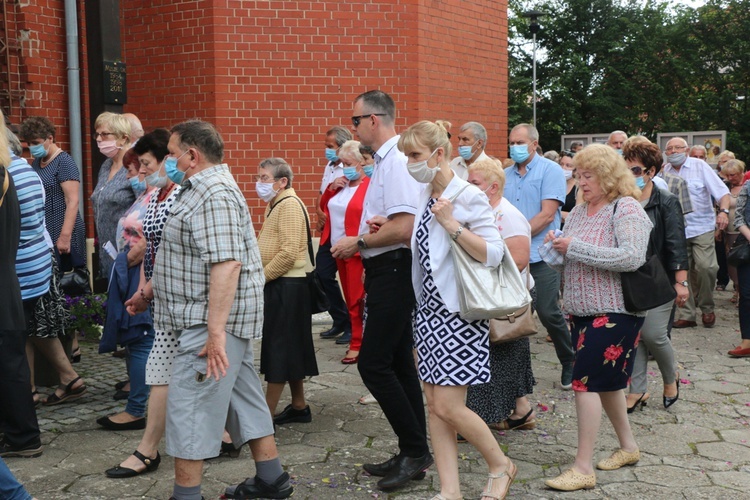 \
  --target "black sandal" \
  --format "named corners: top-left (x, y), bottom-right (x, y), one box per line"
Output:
top-left (71, 347), bottom-right (82, 363)
top-left (43, 377), bottom-right (87, 405)
top-left (105, 450), bottom-right (161, 478)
